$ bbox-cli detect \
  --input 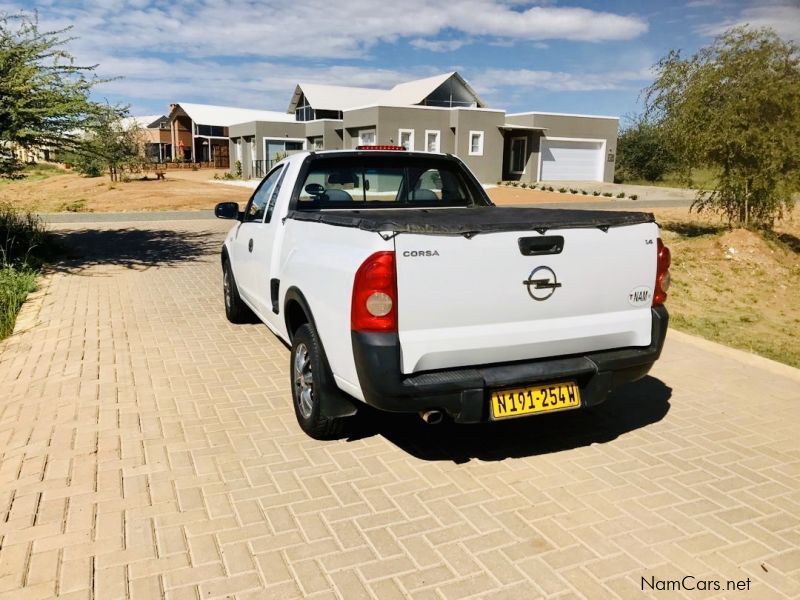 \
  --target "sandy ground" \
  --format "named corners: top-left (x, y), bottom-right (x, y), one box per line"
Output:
top-left (488, 186), bottom-right (606, 205)
top-left (648, 205), bottom-right (800, 367)
top-left (2, 170), bottom-right (250, 213)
